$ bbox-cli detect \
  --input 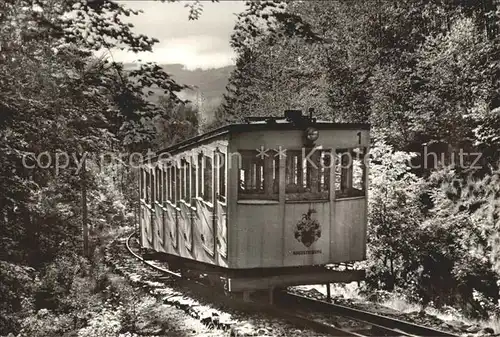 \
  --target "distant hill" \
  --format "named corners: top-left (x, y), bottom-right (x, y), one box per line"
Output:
top-left (123, 63), bottom-right (235, 121)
